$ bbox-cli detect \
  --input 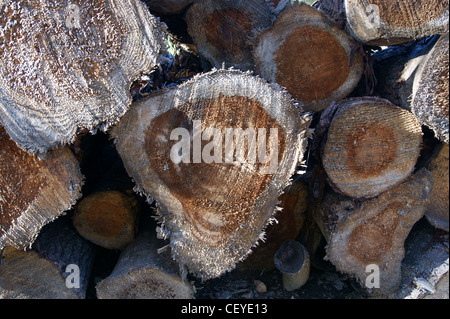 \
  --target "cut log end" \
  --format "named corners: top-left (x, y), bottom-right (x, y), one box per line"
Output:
top-left (0, 125), bottom-right (83, 250)
top-left (321, 97), bottom-right (423, 199)
top-left (323, 168), bottom-right (433, 294)
top-left (96, 267), bottom-right (194, 299)
top-left (253, 3), bottom-right (364, 112)
top-left (73, 191), bottom-right (139, 250)
top-left (185, 0), bottom-right (273, 71)
top-left (345, 0), bottom-right (449, 46)
top-left (0, 247), bottom-right (79, 299)
top-left (112, 69), bottom-right (311, 279)
top-left (425, 143), bottom-right (449, 231)
top-left (95, 219), bottom-right (194, 299)
top-left (0, 0), bottom-right (165, 153)
top-left (412, 33), bottom-right (449, 144)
